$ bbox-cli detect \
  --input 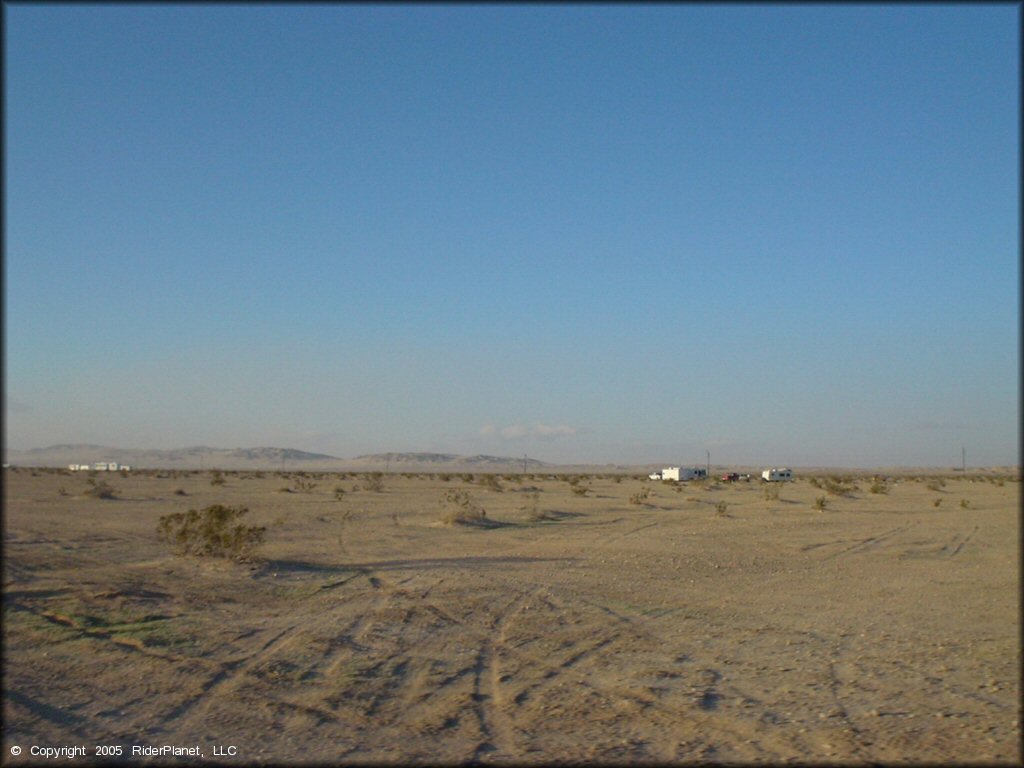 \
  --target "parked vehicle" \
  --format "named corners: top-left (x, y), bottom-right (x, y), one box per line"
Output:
top-left (649, 467), bottom-right (707, 482)
top-left (761, 468), bottom-right (793, 482)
